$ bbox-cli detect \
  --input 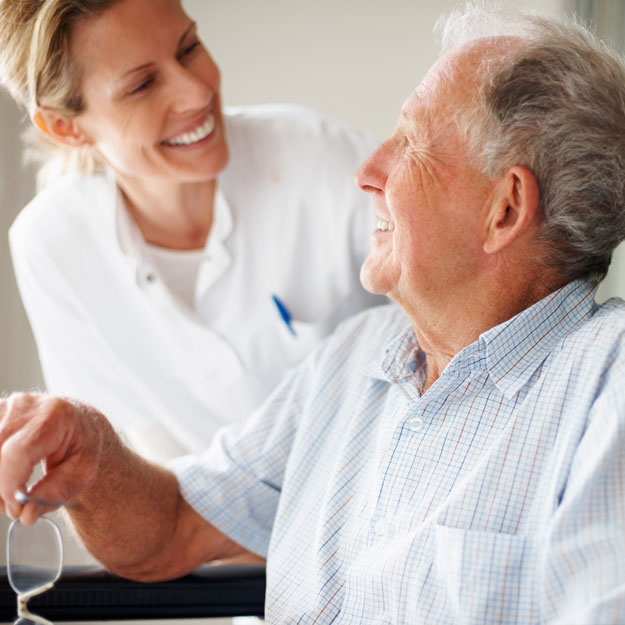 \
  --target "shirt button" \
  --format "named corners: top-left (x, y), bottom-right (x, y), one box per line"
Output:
top-left (406, 417), bottom-right (425, 432)
top-left (375, 520), bottom-right (388, 536)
